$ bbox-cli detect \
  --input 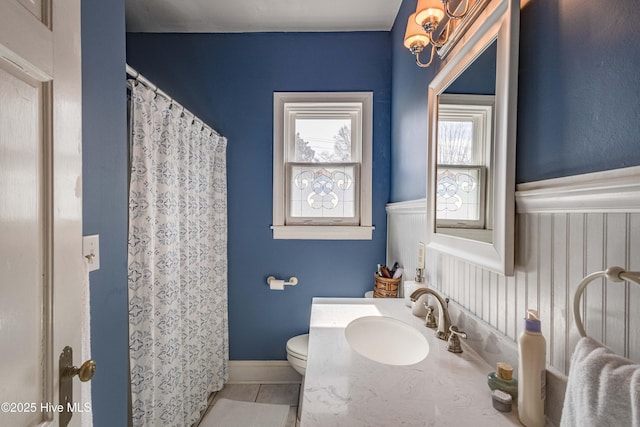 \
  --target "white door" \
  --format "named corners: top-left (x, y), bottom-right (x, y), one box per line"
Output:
top-left (0, 0), bottom-right (86, 426)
